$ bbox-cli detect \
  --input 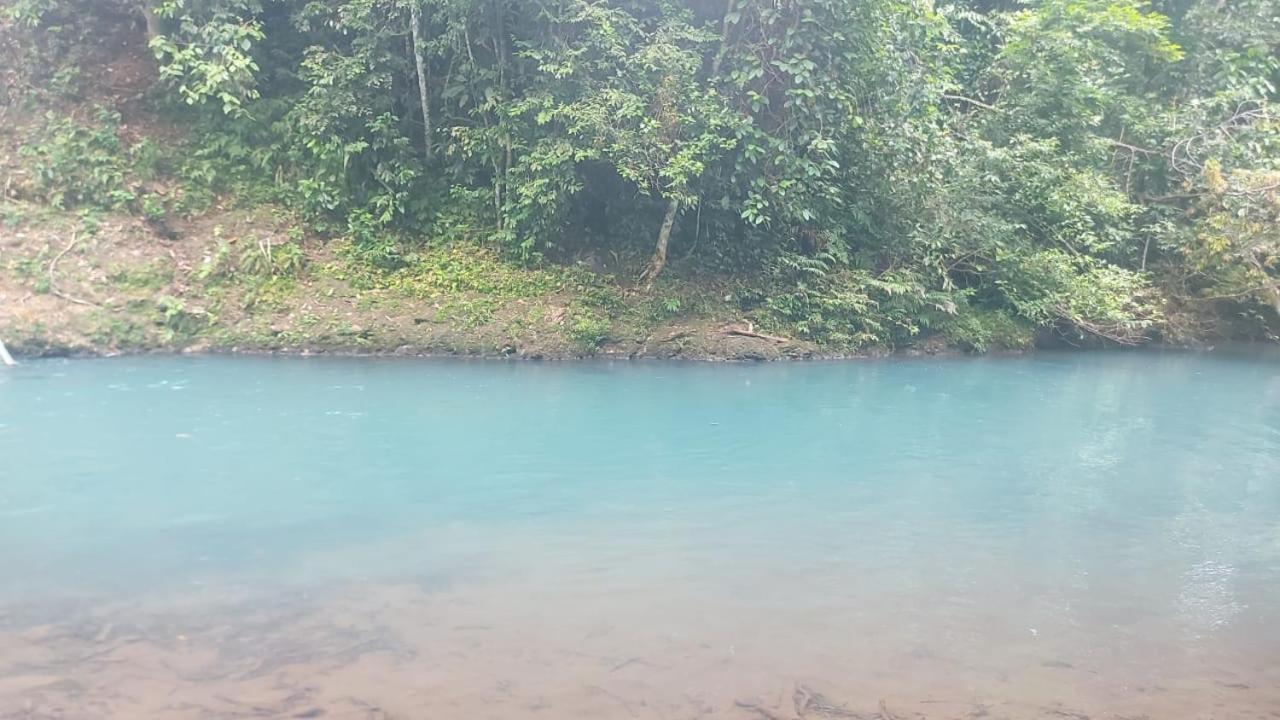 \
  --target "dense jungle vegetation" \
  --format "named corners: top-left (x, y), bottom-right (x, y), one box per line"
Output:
top-left (2, 0), bottom-right (1278, 353)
